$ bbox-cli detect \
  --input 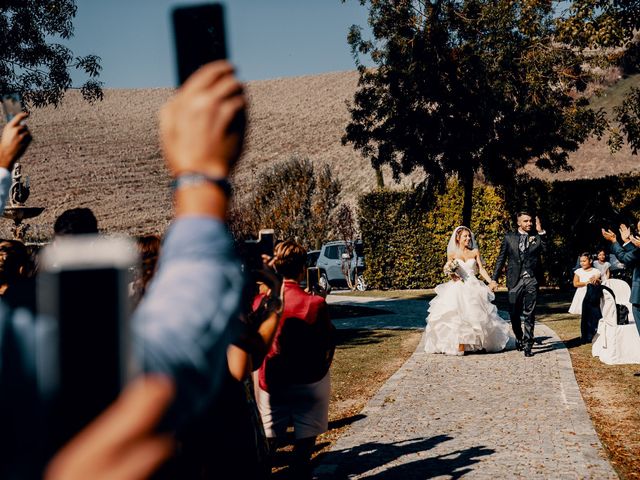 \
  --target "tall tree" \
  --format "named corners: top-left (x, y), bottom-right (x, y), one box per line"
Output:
top-left (341, 0), bottom-right (620, 226)
top-left (0, 0), bottom-right (102, 107)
